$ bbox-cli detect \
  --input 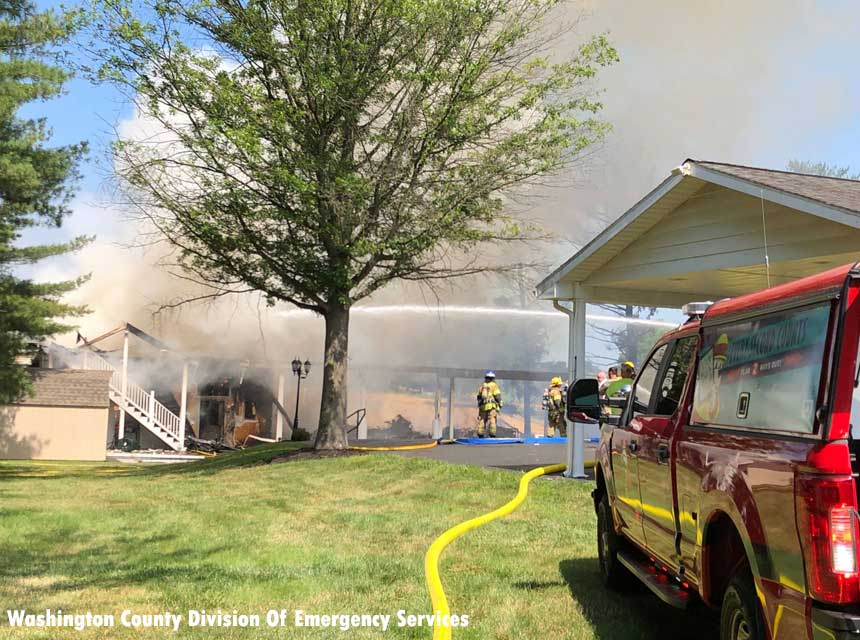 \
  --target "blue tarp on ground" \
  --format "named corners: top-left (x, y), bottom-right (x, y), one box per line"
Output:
top-left (522, 436), bottom-right (567, 444)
